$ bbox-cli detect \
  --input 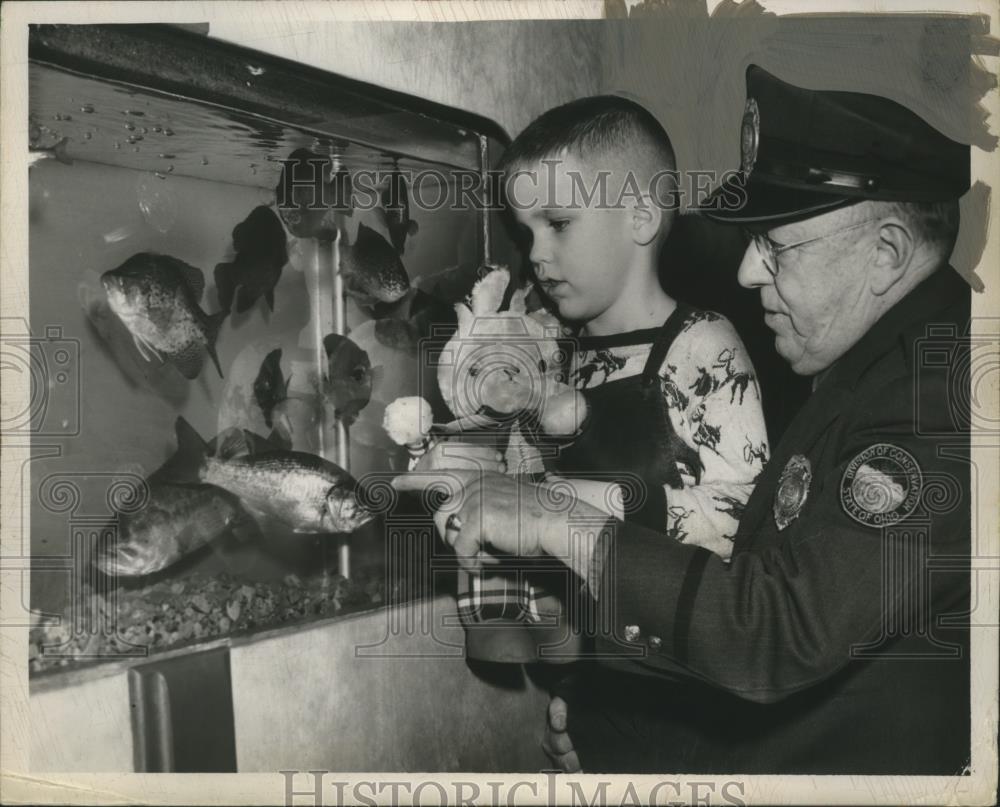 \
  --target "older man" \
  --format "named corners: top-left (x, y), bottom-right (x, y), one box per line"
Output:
top-left (395, 65), bottom-right (972, 774)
